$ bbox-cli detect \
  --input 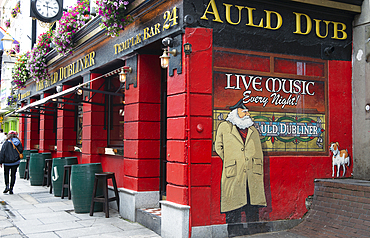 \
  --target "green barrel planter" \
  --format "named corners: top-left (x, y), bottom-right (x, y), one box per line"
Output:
top-left (51, 157), bottom-right (78, 197)
top-left (18, 159), bottom-right (27, 179)
top-left (19, 150), bottom-right (38, 179)
top-left (29, 152), bottom-right (51, 186)
top-left (70, 163), bottom-right (103, 213)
